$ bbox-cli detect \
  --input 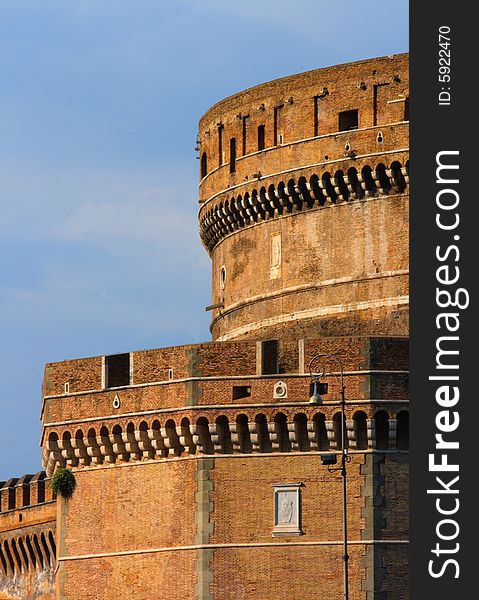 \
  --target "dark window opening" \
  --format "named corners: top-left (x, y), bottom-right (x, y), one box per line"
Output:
top-left (218, 125), bottom-right (224, 166)
top-left (232, 386), bottom-right (251, 400)
top-left (257, 125), bottom-right (265, 151)
top-left (261, 340), bottom-right (279, 375)
top-left (375, 411), bottom-right (389, 450)
top-left (242, 115), bottom-right (249, 155)
top-left (339, 109), bottom-right (359, 131)
top-left (229, 138), bottom-right (236, 173)
top-left (404, 98), bottom-right (409, 121)
top-left (396, 411), bottom-right (409, 449)
top-left (105, 353), bottom-right (130, 388)
top-left (201, 152), bottom-right (207, 178)
top-left (353, 412), bottom-right (368, 450)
